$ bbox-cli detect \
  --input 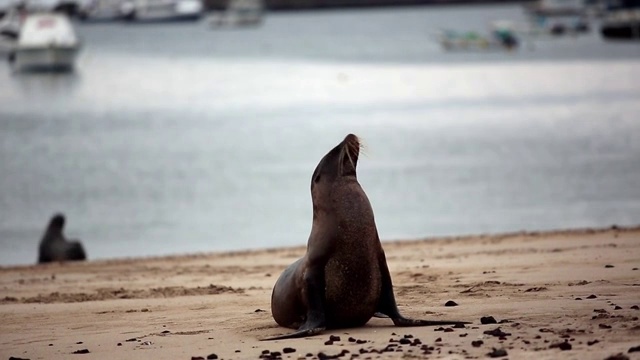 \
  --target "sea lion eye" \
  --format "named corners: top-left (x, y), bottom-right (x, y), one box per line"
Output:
top-left (314, 173), bottom-right (321, 183)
